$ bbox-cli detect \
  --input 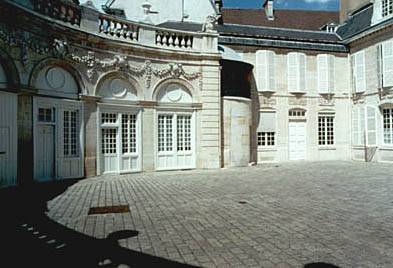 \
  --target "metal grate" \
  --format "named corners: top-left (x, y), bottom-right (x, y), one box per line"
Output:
top-left (88, 205), bottom-right (130, 215)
